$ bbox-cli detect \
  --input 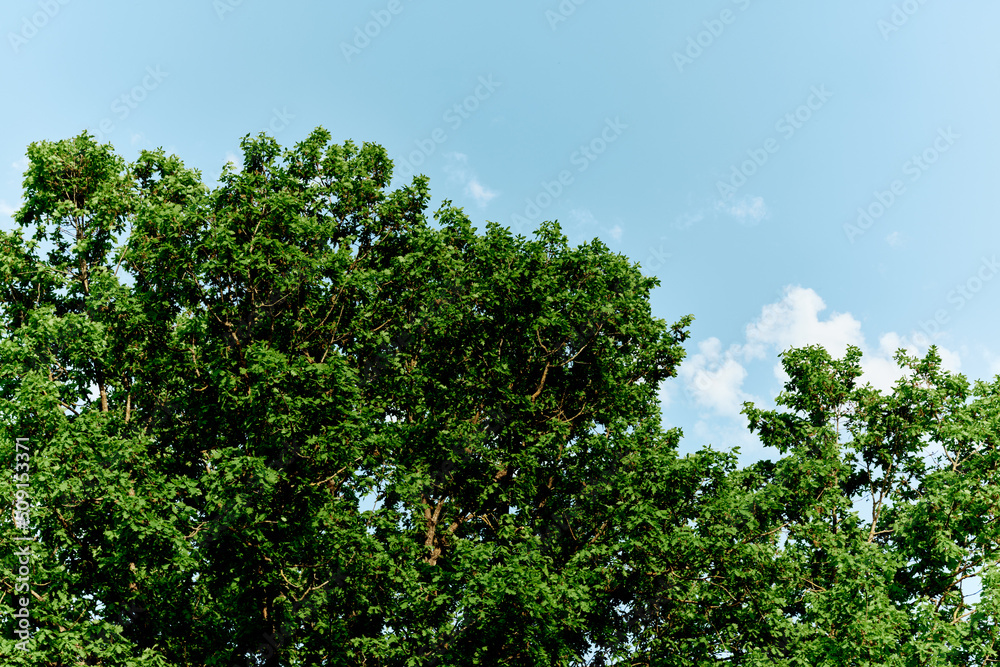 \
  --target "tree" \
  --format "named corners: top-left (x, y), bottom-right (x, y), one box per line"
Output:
top-left (624, 345), bottom-right (1000, 665)
top-left (2, 130), bottom-right (998, 666)
top-left (0, 129), bottom-right (697, 666)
